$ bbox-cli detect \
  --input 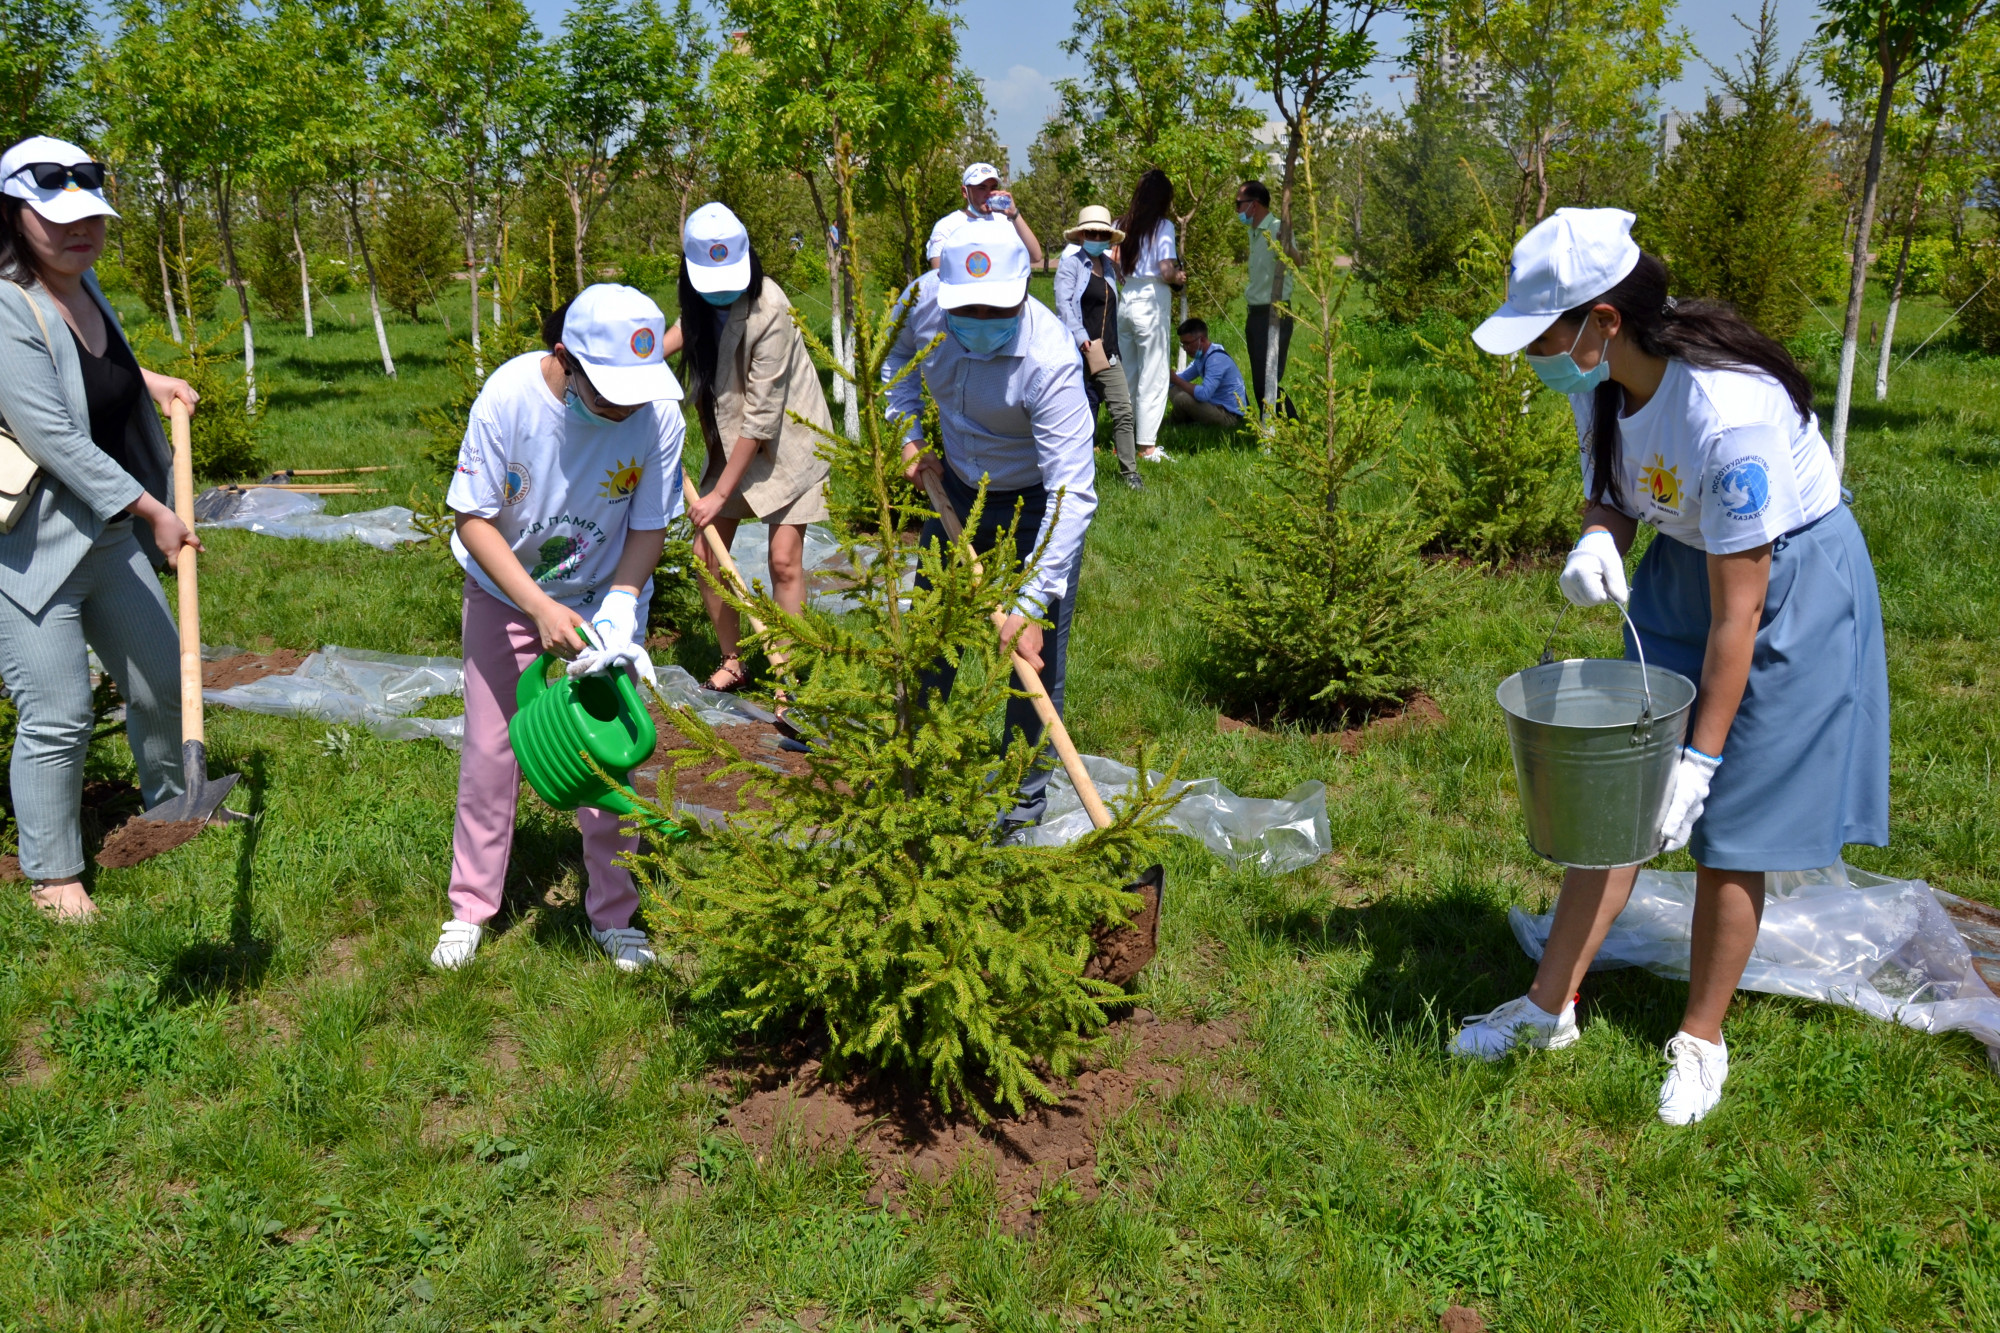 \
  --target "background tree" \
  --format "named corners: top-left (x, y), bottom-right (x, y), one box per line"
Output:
top-left (1435, 0), bottom-right (1683, 232)
top-left (1643, 2), bottom-right (1836, 341)
top-left (2, 0), bottom-right (95, 141)
top-left (1816, 0), bottom-right (1991, 473)
top-left (1059, 0), bottom-right (1261, 330)
top-left (711, 0), bottom-right (965, 438)
top-left (628, 0), bottom-right (714, 244)
top-left (391, 0), bottom-right (544, 373)
top-left (540, 0), bottom-right (663, 293)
